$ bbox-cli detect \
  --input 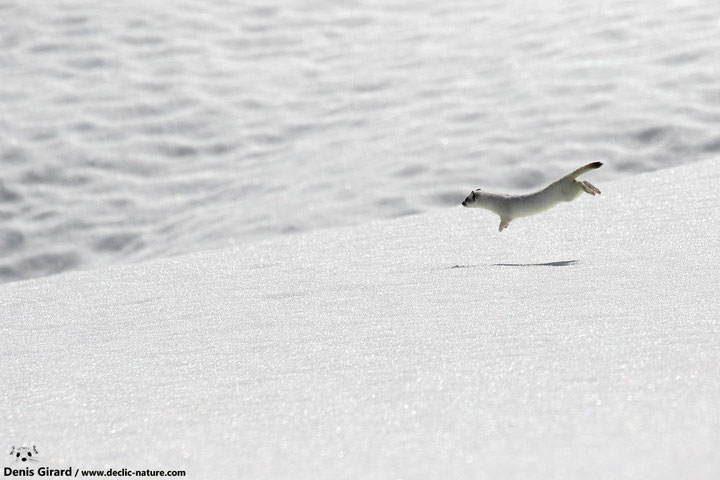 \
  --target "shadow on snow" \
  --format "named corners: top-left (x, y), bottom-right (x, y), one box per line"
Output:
top-left (451, 260), bottom-right (579, 269)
